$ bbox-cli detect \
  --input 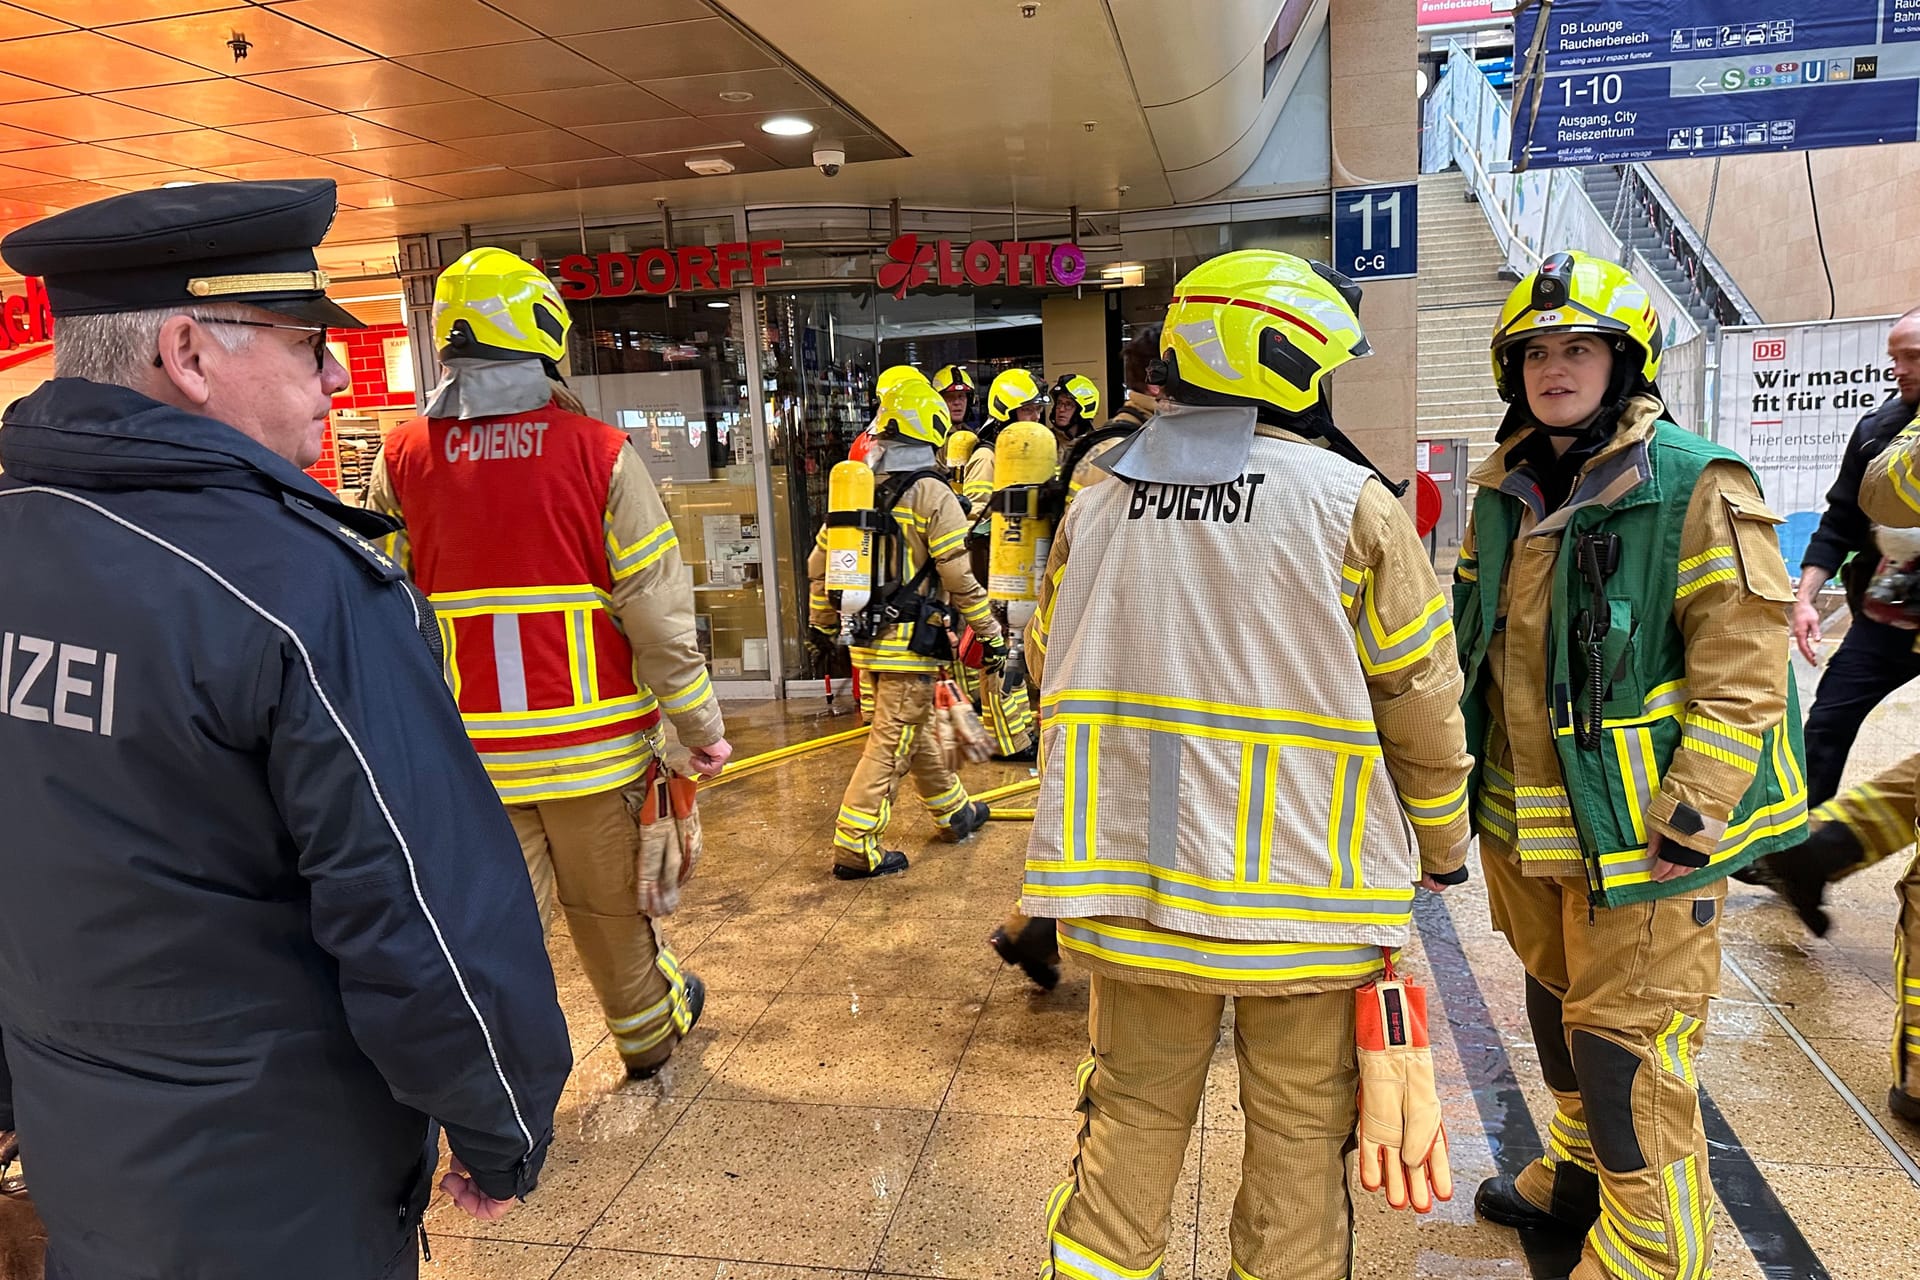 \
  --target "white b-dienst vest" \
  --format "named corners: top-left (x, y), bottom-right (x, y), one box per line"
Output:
top-left (1025, 433), bottom-right (1426, 951)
